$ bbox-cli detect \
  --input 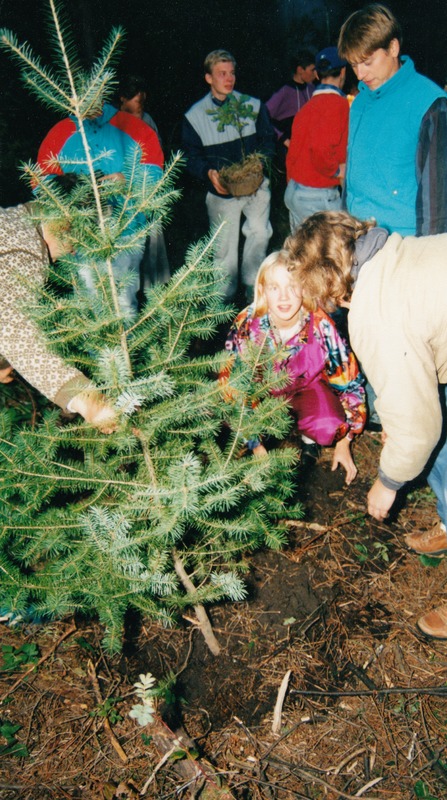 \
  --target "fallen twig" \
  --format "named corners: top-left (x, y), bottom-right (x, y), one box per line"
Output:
top-left (284, 512), bottom-right (366, 535)
top-left (87, 659), bottom-right (128, 763)
top-left (290, 685), bottom-right (447, 698)
top-left (328, 747), bottom-right (367, 776)
top-left (272, 669), bottom-right (291, 734)
top-left (140, 744), bottom-right (178, 795)
top-left (355, 777), bottom-right (384, 796)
